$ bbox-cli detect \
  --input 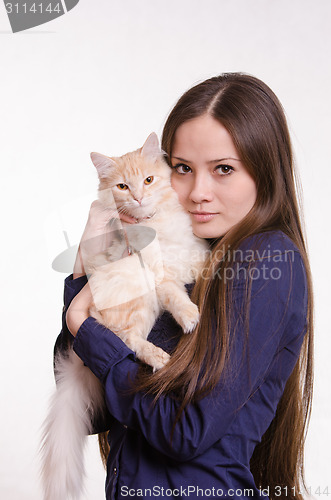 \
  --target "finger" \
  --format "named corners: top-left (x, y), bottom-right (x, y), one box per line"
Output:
top-left (119, 213), bottom-right (138, 224)
top-left (90, 199), bottom-right (137, 225)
